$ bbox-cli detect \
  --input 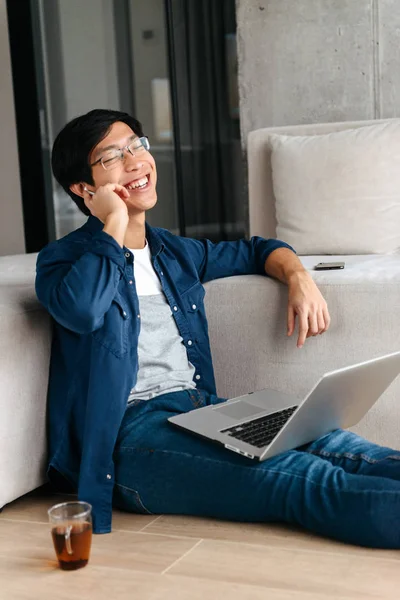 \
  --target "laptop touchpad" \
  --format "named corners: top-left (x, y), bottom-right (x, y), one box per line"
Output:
top-left (214, 402), bottom-right (264, 420)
